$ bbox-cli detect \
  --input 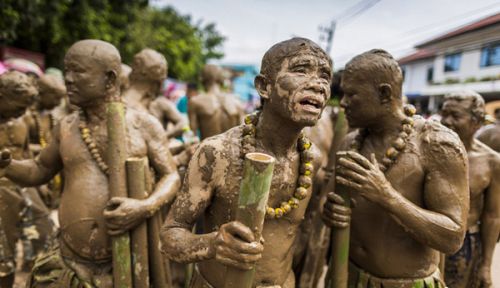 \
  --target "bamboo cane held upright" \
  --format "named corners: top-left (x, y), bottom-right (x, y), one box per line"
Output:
top-left (223, 152), bottom-right (276, 288)
top-left (126, 158), bottom-right (149, 287)
top-left (327, 109), bottom-right (351, 288)
top-left (107, 100), bottom-right (133, 288)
